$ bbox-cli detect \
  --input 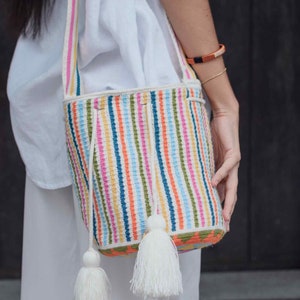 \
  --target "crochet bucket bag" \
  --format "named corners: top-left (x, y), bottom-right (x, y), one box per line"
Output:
top-left (62, 0), bottom-right (226, 299)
